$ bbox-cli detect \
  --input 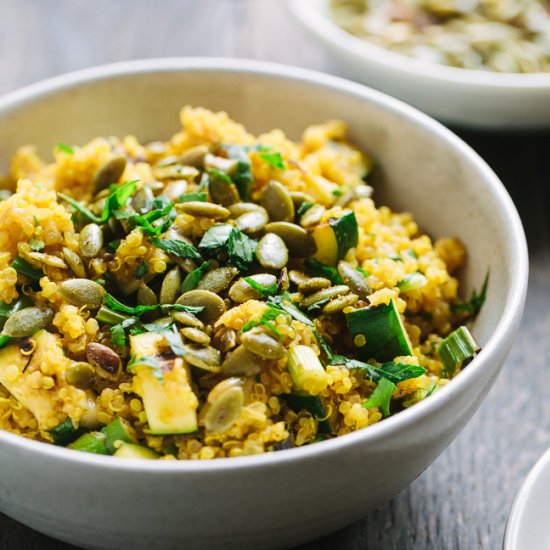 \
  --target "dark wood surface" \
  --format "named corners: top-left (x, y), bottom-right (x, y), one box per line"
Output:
top-left (0, 1), bottom-right (549, 549)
